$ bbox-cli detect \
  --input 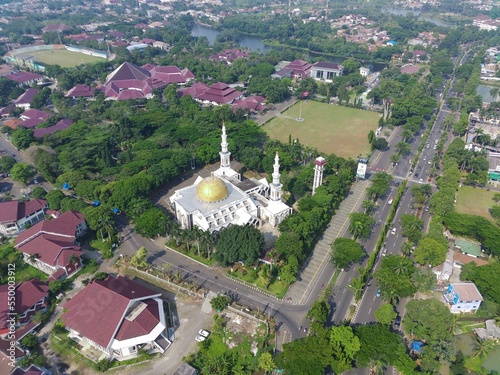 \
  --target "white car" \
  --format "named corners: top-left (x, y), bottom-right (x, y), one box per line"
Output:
top-left (199, 329), bottom-right (210, 338)
top-left (391, 227), bottom-right (396, 235)
top-left (195, 335), bottom-right (206, 342)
